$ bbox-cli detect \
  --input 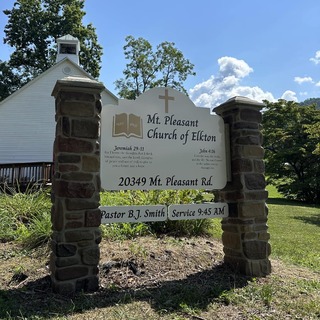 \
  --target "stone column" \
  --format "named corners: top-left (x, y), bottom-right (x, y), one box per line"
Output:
top-left (214, 96), bottom-right (271, 277)
top-left (50, 76), bottom-right (105, 295)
